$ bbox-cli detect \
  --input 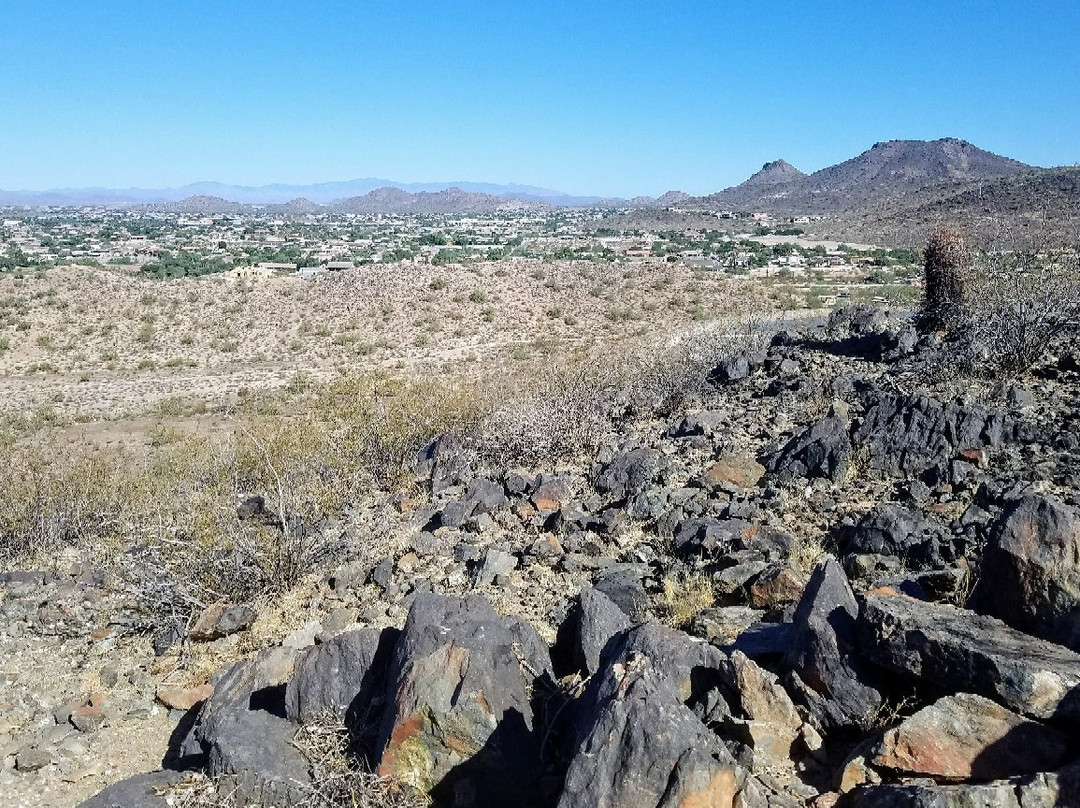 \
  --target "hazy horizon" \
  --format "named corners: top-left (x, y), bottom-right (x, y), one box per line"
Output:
top-left (2, 1), bottom-right (1077, 197)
